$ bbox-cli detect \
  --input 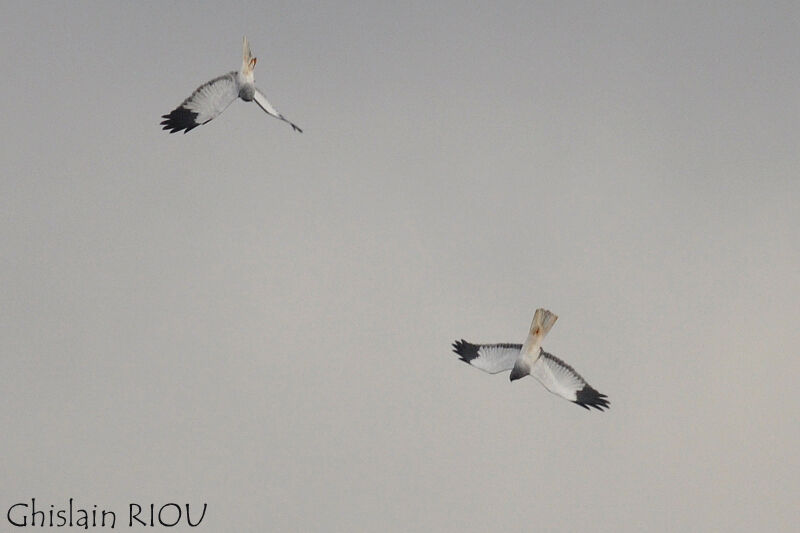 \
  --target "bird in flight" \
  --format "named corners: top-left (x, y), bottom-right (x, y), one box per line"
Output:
top-left (161, 36), bottom-right (302, 134)
top-left (451, 308), bottom-right (610, 411)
